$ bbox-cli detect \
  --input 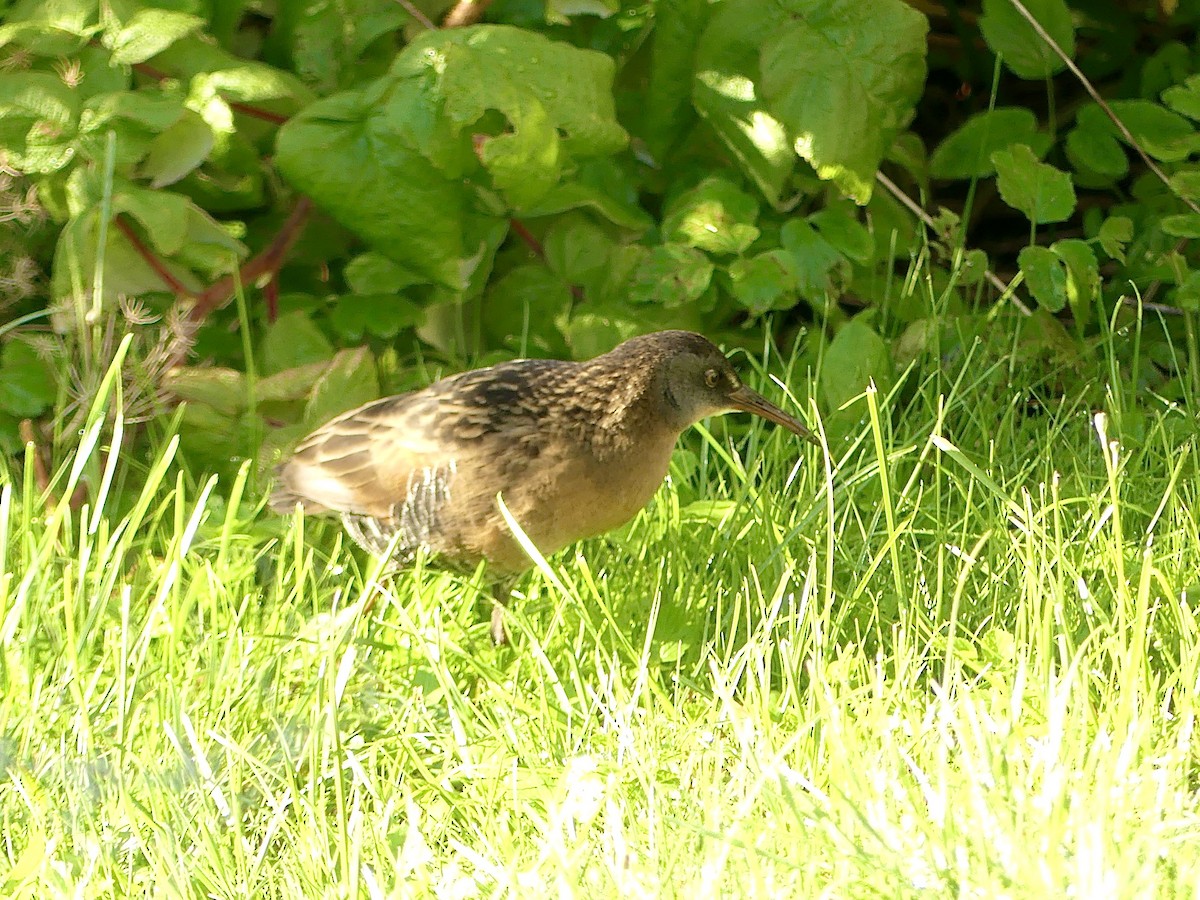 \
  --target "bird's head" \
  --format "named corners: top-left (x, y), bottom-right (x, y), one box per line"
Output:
top-left (639, 331), bottom-right (818, 443)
